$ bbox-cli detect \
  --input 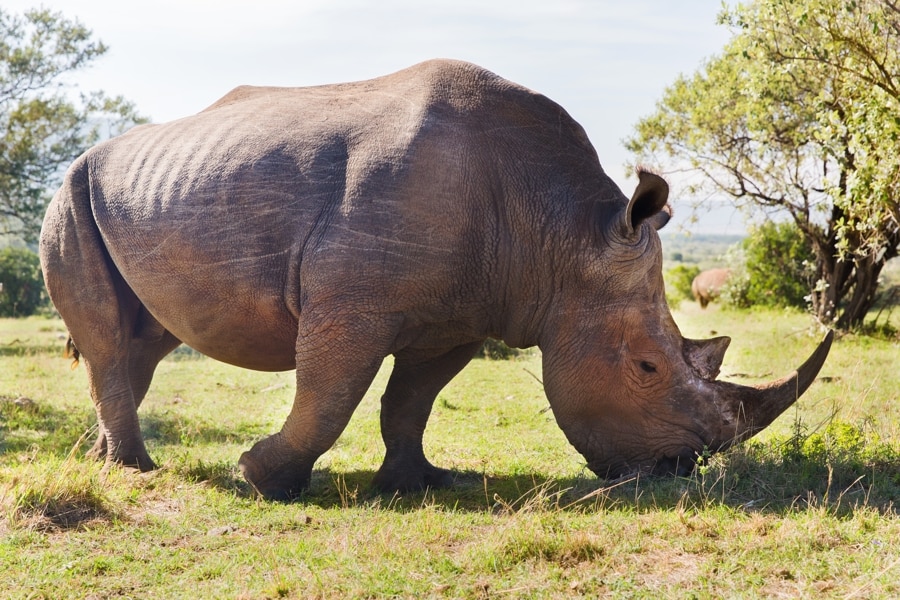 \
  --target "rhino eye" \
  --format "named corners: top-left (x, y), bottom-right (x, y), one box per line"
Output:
top-left (639, 360), bottom-right (658, 374)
